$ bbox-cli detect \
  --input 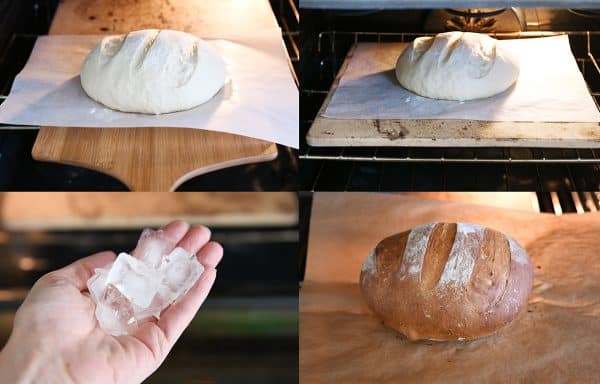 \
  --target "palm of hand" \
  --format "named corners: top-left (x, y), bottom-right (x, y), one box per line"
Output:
top-left (16, 272), bottom-right (156, 383)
